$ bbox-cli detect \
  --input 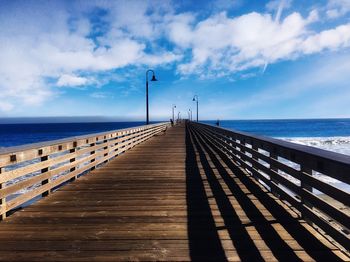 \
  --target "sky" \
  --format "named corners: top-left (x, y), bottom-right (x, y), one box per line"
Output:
top-left (0, 0), bottom-right (350, 121)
